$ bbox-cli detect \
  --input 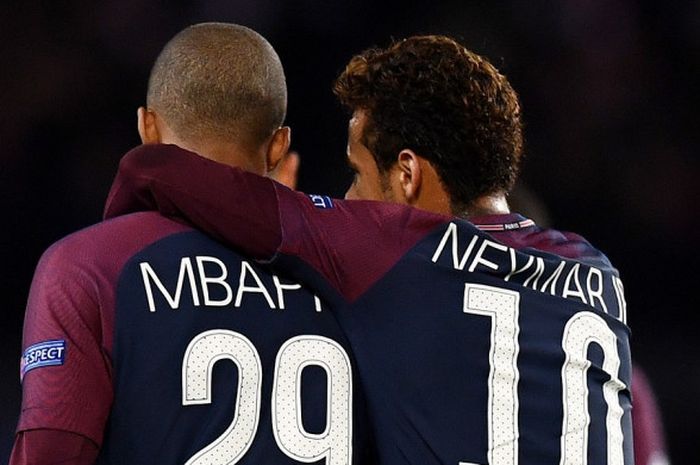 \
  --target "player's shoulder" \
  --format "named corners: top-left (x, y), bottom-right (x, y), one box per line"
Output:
top-left (526, 226), bottom-right (615, 271)
top-left (38, 212), bottom-right (192, 275)
top-left (471, 213), bottom-right (617, 273)
top-left (326, 198), bottom-right (452, 238)
top-left (282, 193), bottom-right (452, 253)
